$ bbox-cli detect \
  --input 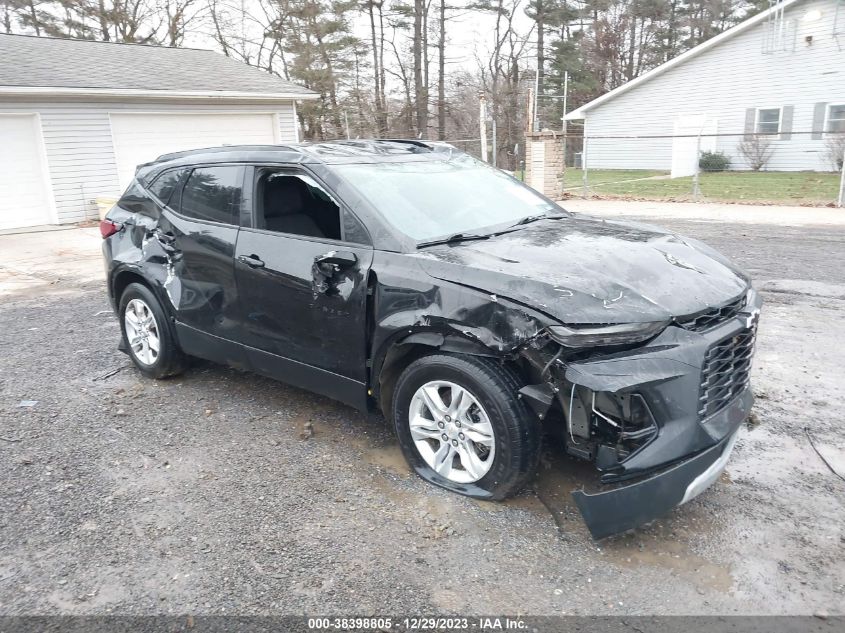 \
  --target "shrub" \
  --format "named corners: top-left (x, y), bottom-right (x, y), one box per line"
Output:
top-left (699, 151), bottom-right (731, 172)
top-left (825, 134), bottom-right (845, 171)
top-left (737, 136), bottom-right (774, 171)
